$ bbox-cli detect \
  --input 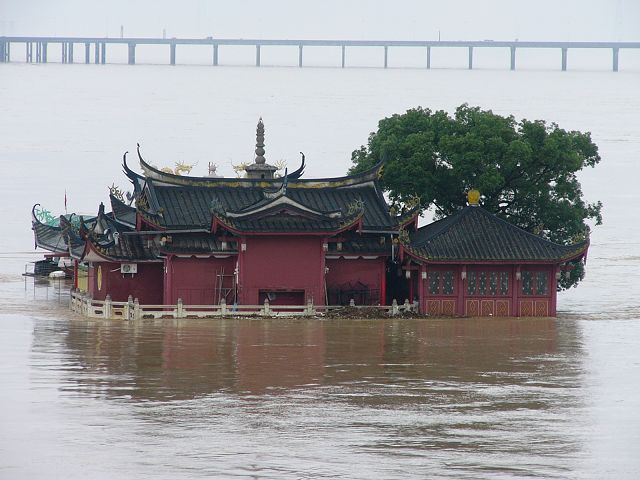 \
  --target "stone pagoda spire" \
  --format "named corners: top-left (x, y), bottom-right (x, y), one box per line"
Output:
top-left (254, 117), bottom-right (266, 164)
top-left (245, 117), bottom-right (278, 180)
